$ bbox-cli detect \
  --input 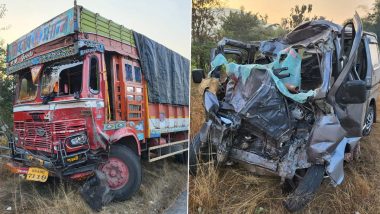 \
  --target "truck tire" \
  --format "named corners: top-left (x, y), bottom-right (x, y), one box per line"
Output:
top-left (100, 144), bottom-right (142, 201)
top-left (283, 165), bottom-right (324, 212)
top-left (189, 133), bottom-right (201, 176)
top-left (363, 105), bottom-right (375, 136)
